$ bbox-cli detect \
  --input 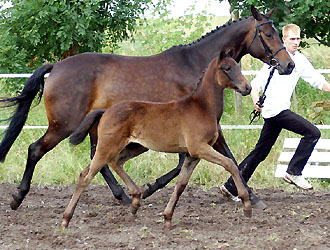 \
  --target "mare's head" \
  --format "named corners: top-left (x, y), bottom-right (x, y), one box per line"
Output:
top-left (247, 5), bottom-right (295, 75)
top-left (216, 50), bottom-right (251, 96)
